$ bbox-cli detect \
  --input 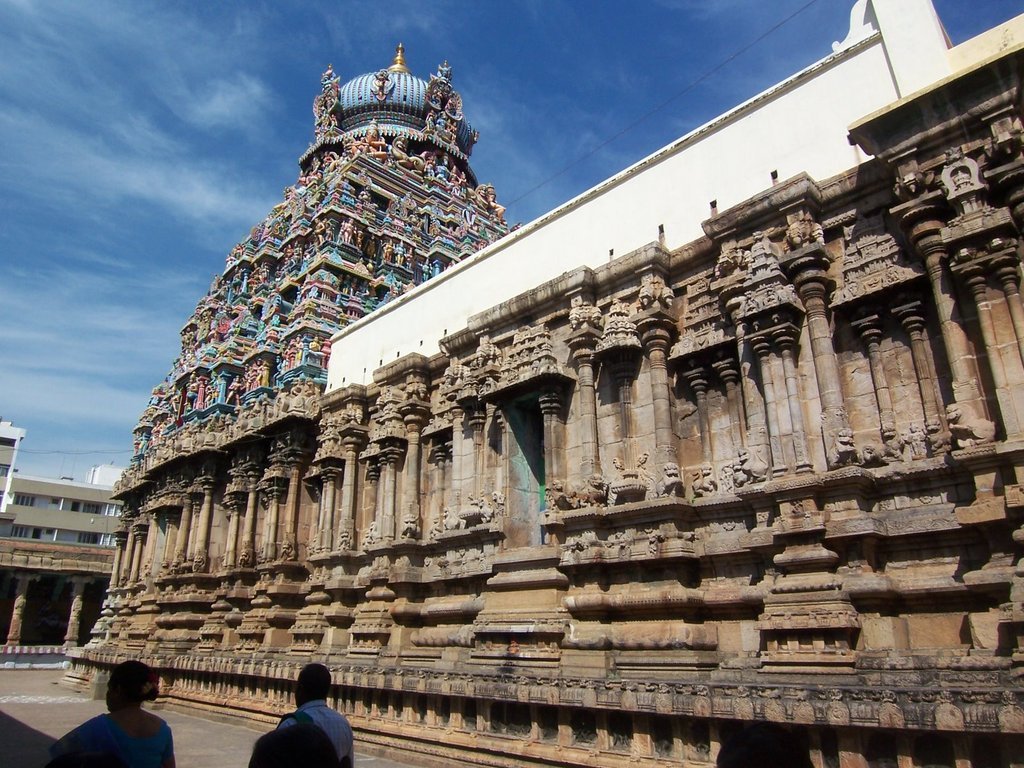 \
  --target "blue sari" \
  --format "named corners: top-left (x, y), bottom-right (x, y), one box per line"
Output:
top-left (49, 714), bottom-right (173, 768)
